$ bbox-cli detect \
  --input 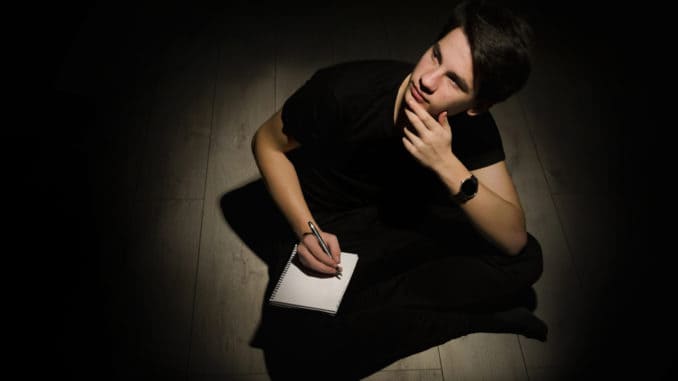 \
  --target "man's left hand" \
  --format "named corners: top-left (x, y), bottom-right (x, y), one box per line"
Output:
top-left (401, 95), bottom-right (455, 172)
